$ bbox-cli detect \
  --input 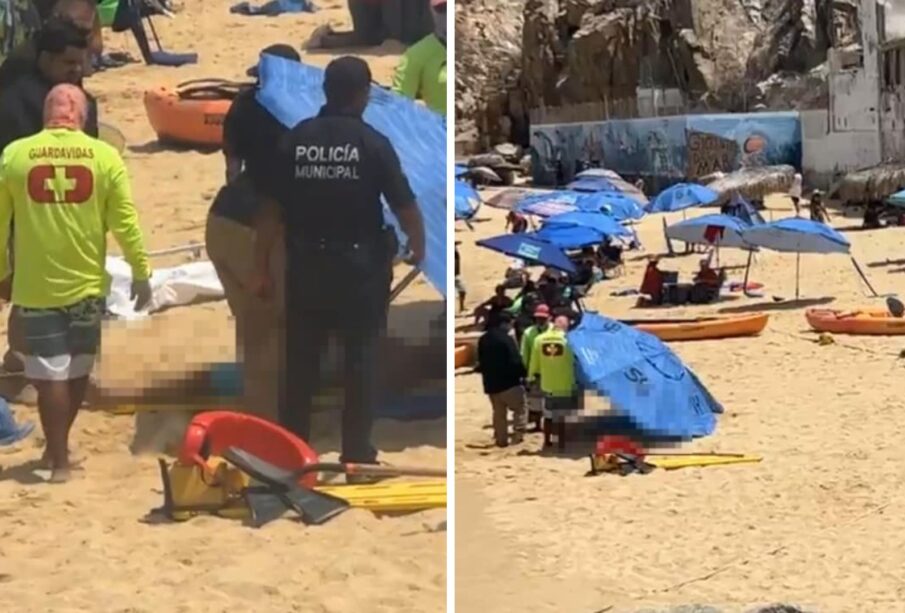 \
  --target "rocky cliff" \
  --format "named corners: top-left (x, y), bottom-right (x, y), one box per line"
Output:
top-left (456, 0), bottom-right (861, 151)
